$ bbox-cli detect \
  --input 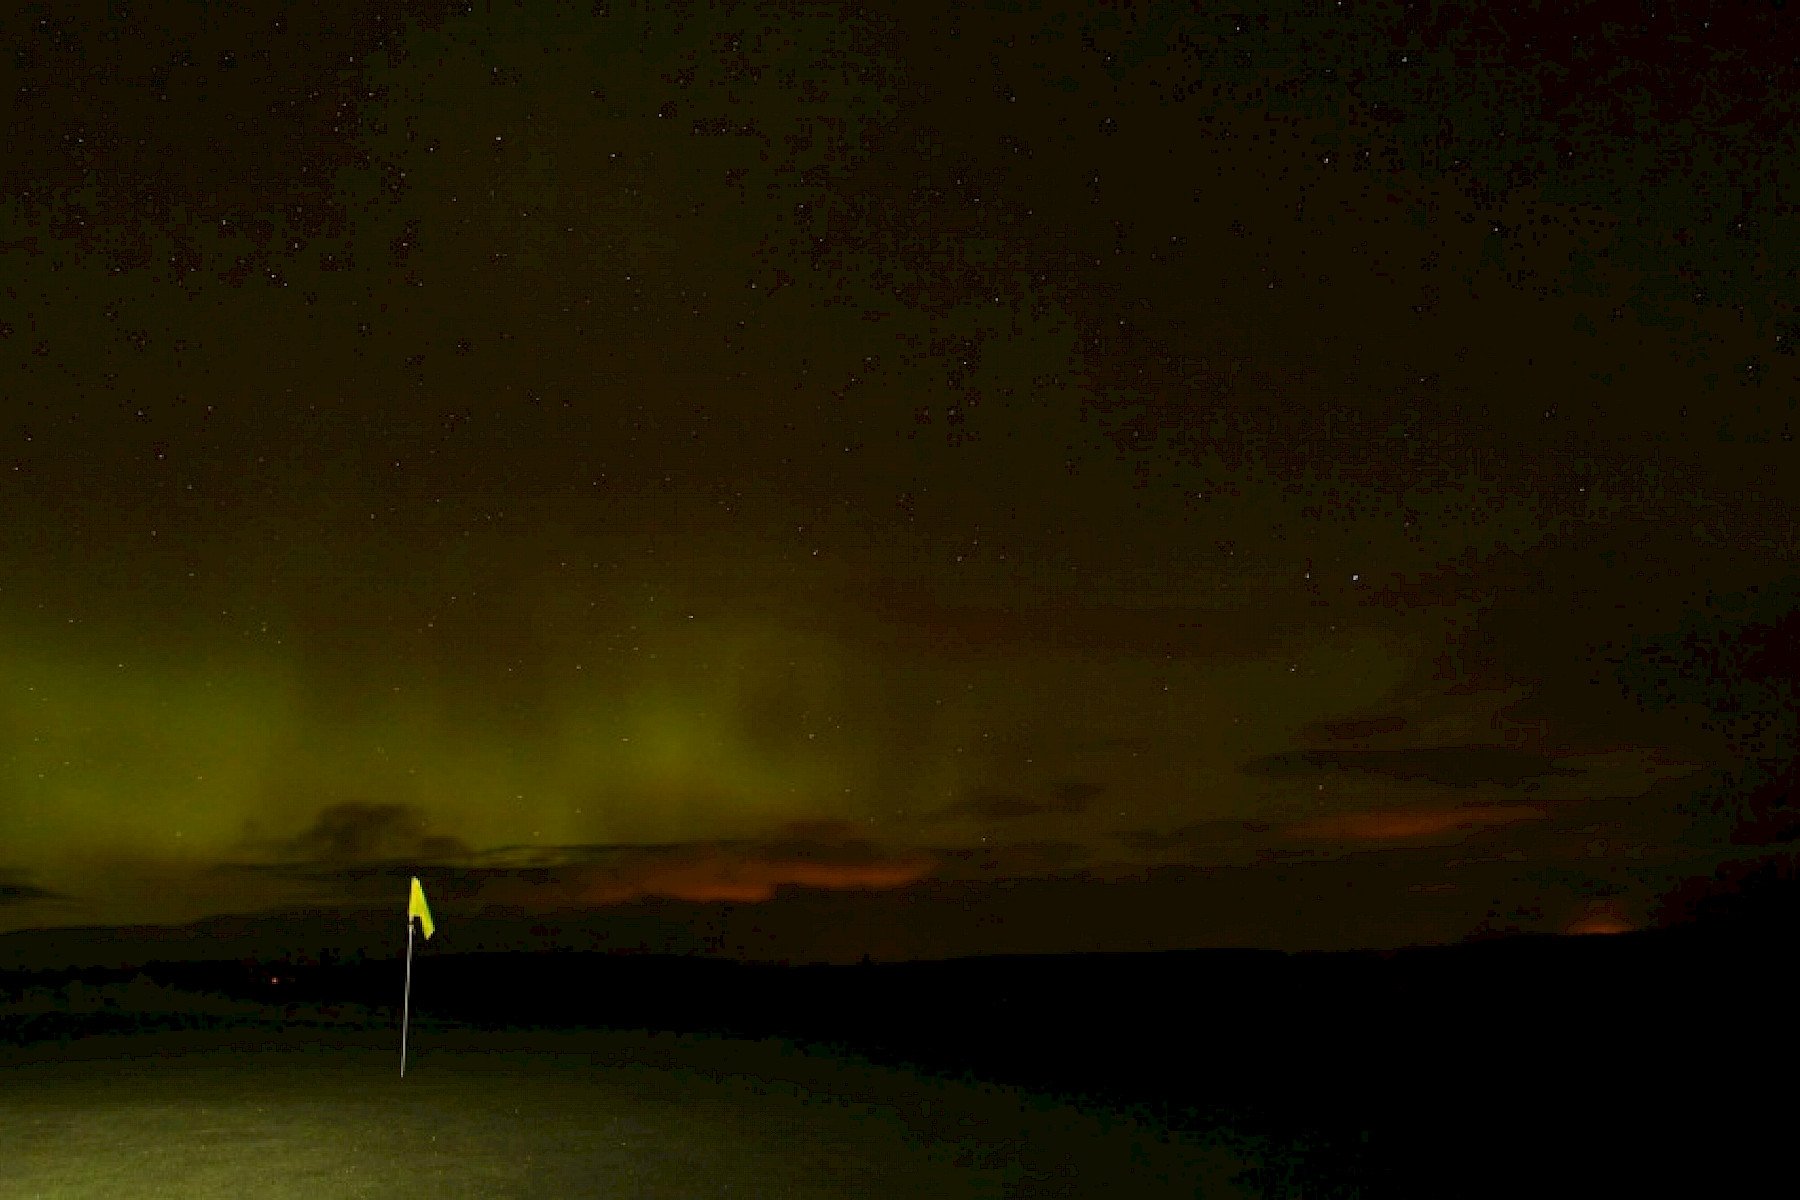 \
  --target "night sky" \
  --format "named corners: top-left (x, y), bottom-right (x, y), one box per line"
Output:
top-left (5, 0), bottom-right (1799, 965)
